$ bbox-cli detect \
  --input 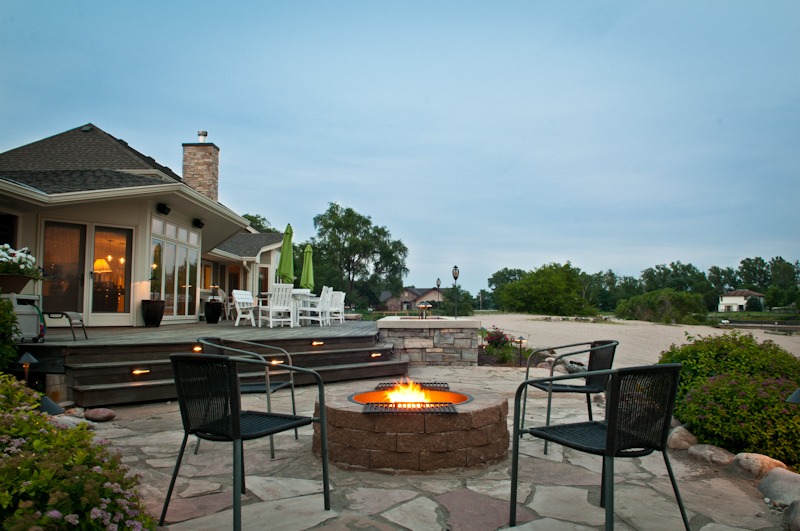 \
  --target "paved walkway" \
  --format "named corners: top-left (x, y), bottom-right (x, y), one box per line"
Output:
top-left (97, 364), bottom-right (783, 530)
